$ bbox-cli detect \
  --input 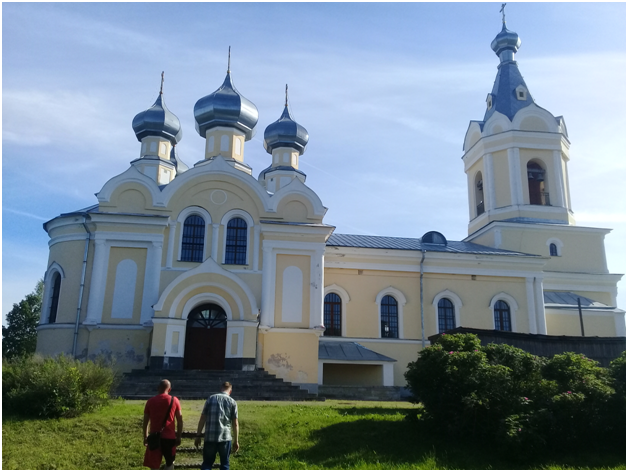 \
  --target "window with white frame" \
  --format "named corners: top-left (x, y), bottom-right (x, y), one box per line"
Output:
top-left (225, 217), bottom-right (248, 264)
top-left (181, 215), bottom-right (205, 262)
top-left (380, 295), bottom-right (398, 338)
